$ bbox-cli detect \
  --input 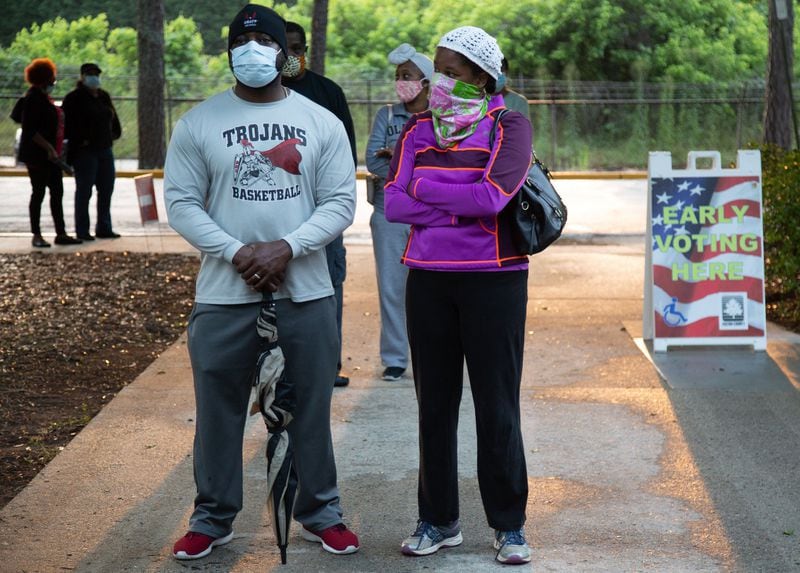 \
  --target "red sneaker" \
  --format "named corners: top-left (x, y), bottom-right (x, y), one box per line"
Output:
top-left (173, 530), bottom-right (234, 560)
top-left (301, 523), bottom-right (360, 554)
